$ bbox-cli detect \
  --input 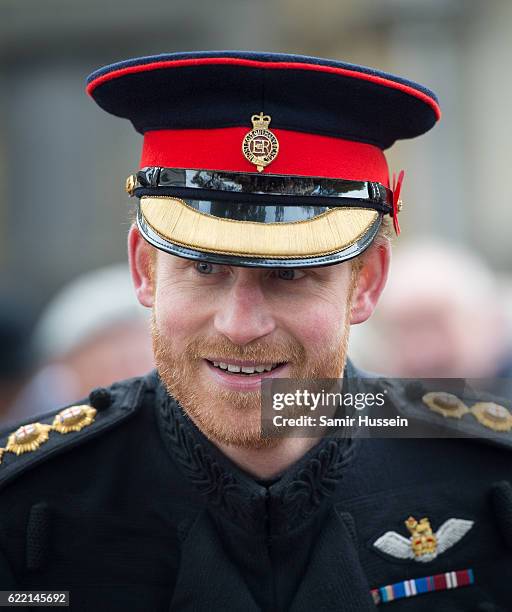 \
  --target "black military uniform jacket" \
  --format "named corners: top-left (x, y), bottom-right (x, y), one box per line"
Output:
top-left (0, 365), bottom-right (511, 611)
